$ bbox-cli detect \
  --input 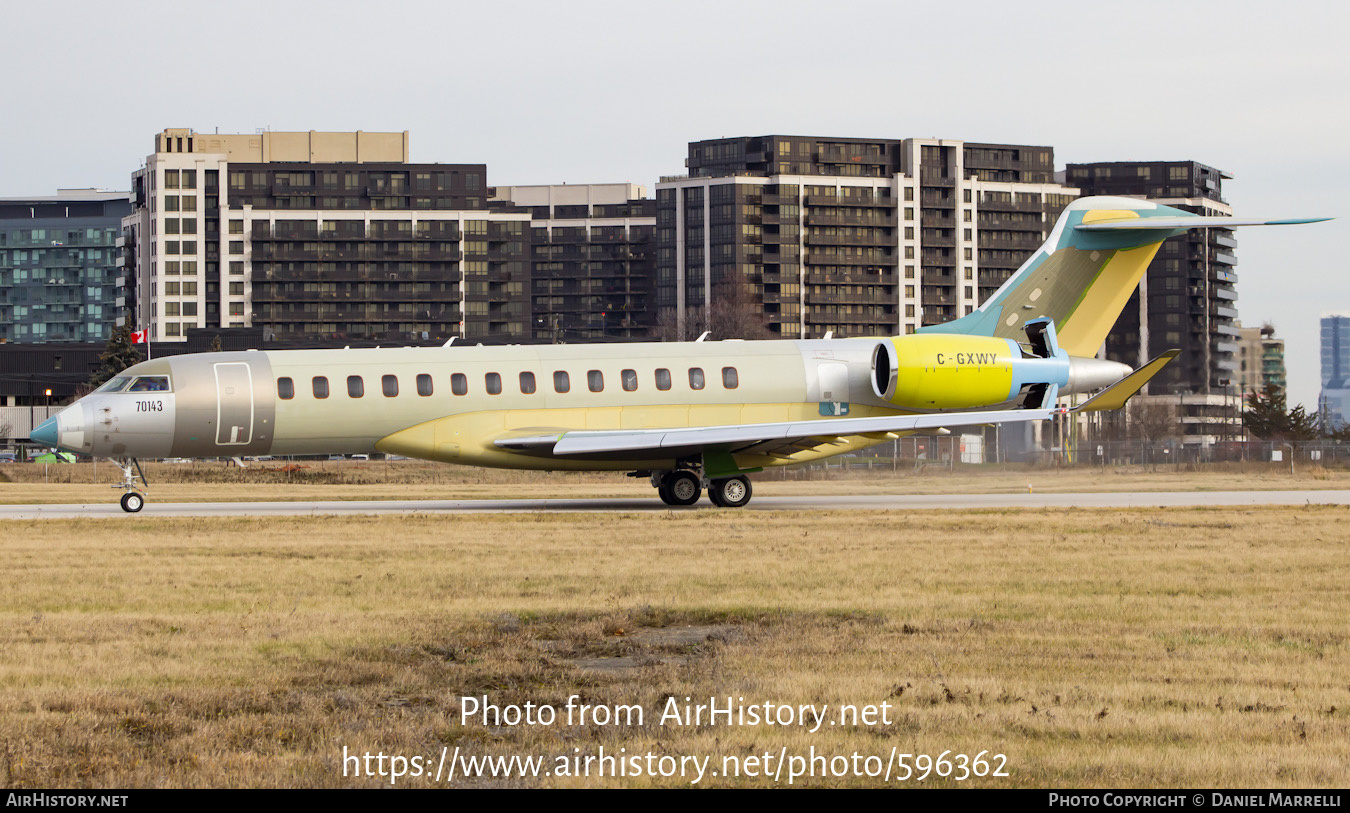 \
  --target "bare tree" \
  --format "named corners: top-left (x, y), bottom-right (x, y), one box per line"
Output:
top-left (1129, 398), bottom-right (1181, 443)
top-left (656, 281), bottom-right (774, 341)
